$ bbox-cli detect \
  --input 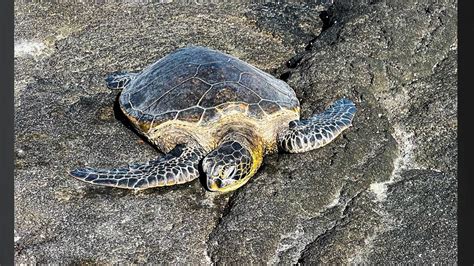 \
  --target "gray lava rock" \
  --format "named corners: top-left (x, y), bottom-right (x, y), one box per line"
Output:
top-left (14, 0), bottom-right (457, 264)
top-left (367, 169), bottom-right (457, 264)
top-left (244, 2), bottom-right (327, 52)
